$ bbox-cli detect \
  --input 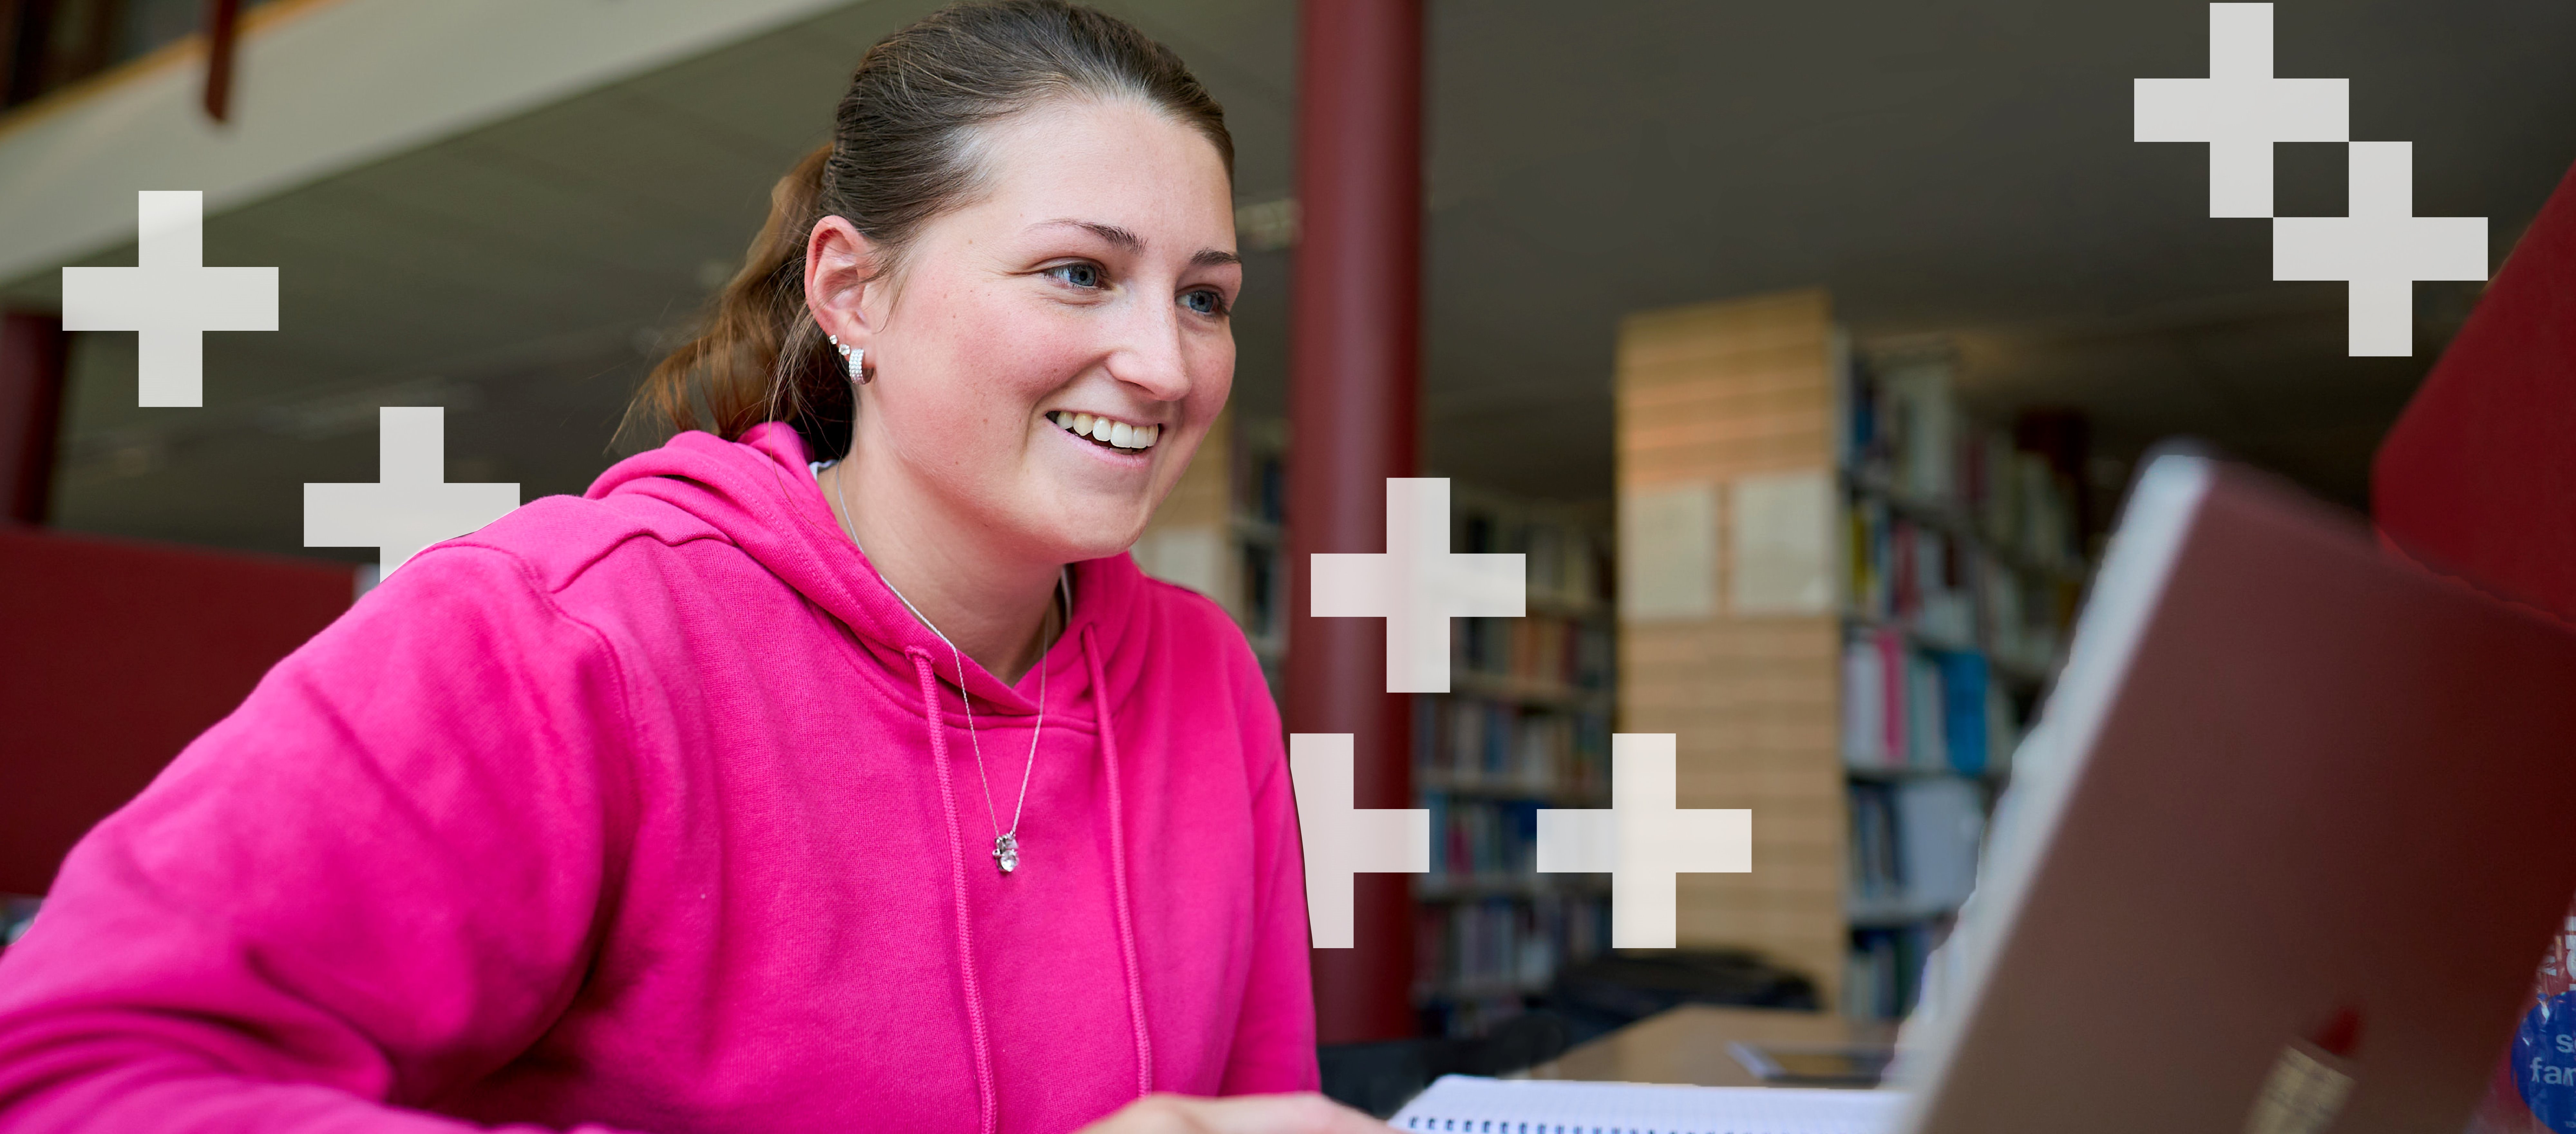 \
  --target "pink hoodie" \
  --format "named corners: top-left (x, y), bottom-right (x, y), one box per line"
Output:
top-left (0, 423), bottom-right (1318, 1133)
